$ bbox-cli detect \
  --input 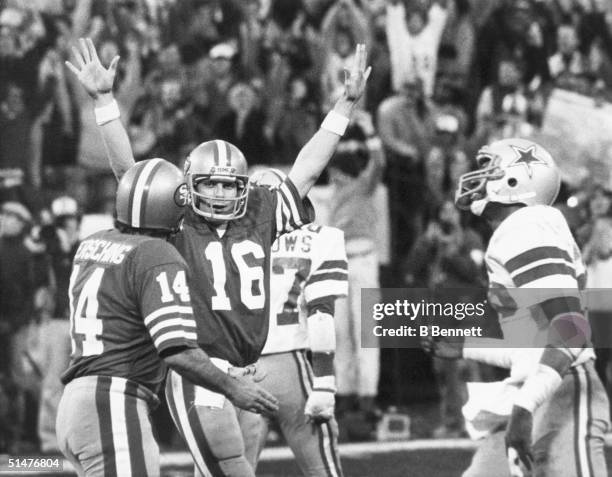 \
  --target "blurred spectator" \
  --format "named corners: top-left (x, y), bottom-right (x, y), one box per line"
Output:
top-left (404, 200), bottom-right (485, 438)
top-left (473, 0), bottom-right (550, 92)
top-left (132, 76), bottom-right (211, 165)
top-left (273, 76), bottom-right (319, 165)
top-left (377, 77), bottom-right (435, 266)
top-left (215, 81), bottom-right (270, 166)
top-left (423, 100), bottom-right (468, 219)
top-left (473, 57), bottom-right (541, 143)
top-left (364, 12), bottom-right (392, 117)
top-left (320, 0), bottom-right (371, 105)
top-left (0, 83), bottom-right (32, 201)
top-left (321, 27), bottom-right (356, 106)
top-left (328, 111), bottom-right (385, 436)
top-left (437, 0), bottom-right (476, 92)
top-left (385, 0), bottom-right (449, 96)
top-left (36, 195), bottom-right (80, 453)
top-left (0, 201), bottom-right (35, 451)
top-left (202, 42), bottom-right (239, 130)
top-left (548, 21), bottom-right (590, 94)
